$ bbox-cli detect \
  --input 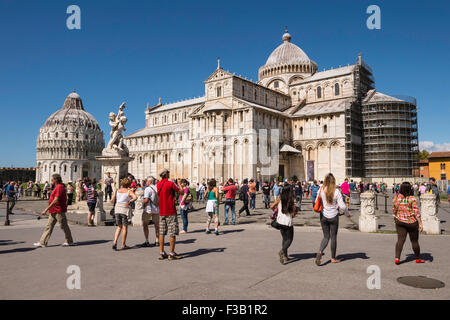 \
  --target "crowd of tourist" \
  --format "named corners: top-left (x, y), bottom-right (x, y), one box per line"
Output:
top-left (1, 170), bottom-right (446, 267)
